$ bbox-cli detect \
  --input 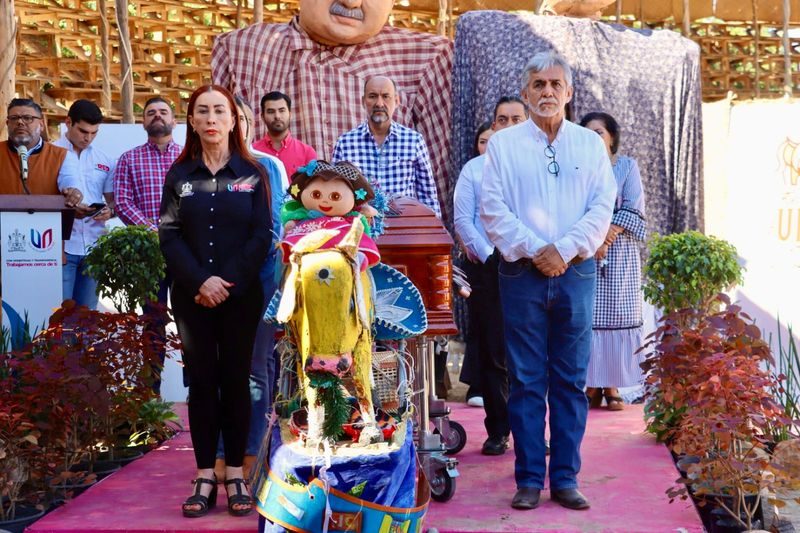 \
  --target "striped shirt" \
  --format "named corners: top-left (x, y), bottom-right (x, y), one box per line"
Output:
top-left (210, 17), bottom-right (453, 221)
top-left (332, 121), bottom-right (441, 217)
top-left (113, 140), bottom-right (182, 230)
